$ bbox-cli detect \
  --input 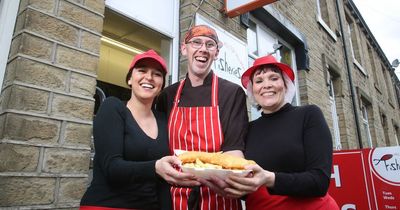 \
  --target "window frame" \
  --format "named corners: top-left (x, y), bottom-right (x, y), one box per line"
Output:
top-left (316, 0), bottom-right (337, 41)
top-left (380, 112), bottom-right (390, 146)
top-left (327, 72), bottom-right (342, 150)
top-left (360, 102), bottom-right (373, 148)
top-left (346, 16), bottom-right (368, 76)
top-left (367, 44), bottom-right (381, 90)
top-left (394, 123), bottom-right (400, 146)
